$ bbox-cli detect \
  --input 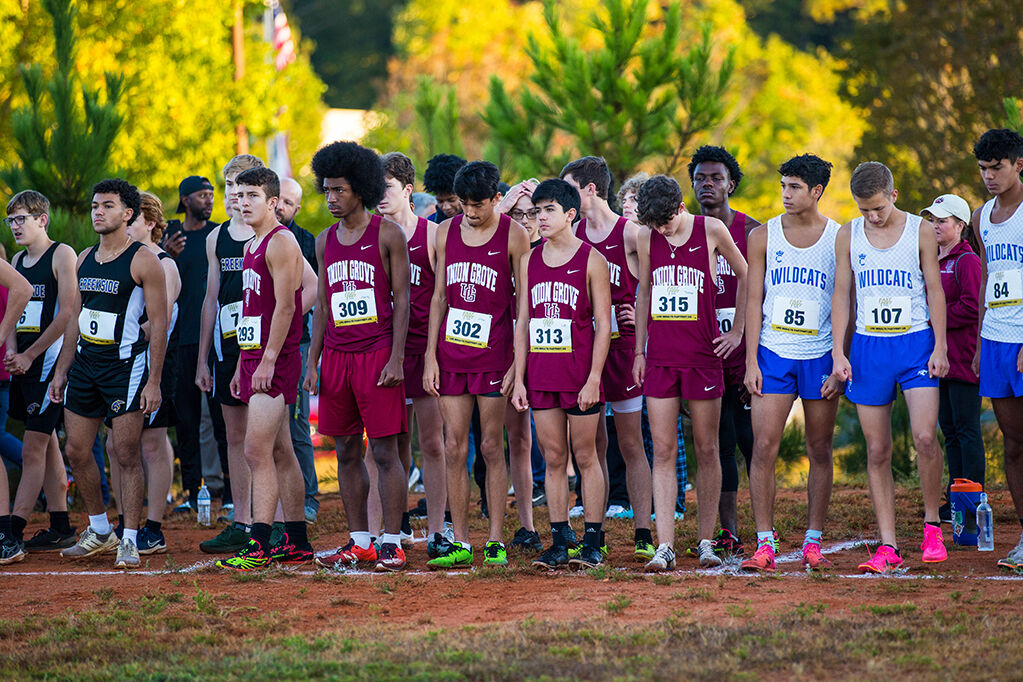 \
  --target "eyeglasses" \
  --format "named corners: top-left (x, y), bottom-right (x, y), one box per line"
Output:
top-left (508, 209), bottom-right (538, 221)
top-left (4, 213), bottom-right (42, 227)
